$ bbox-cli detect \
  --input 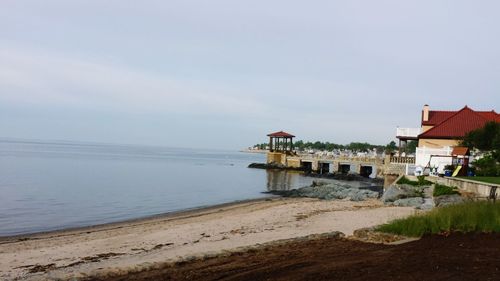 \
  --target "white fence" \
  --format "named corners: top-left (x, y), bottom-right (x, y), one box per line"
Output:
top-left (415, 146), bottom-right (453, 173)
